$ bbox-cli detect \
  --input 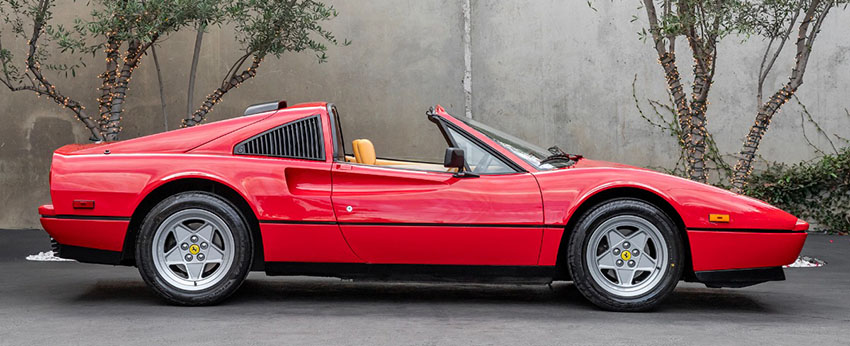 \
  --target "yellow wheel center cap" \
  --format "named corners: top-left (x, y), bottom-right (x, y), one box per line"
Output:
top-left (189, 244), bottom-right (200, 255)
top-left (620, 251), bottom-right (632, 261)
